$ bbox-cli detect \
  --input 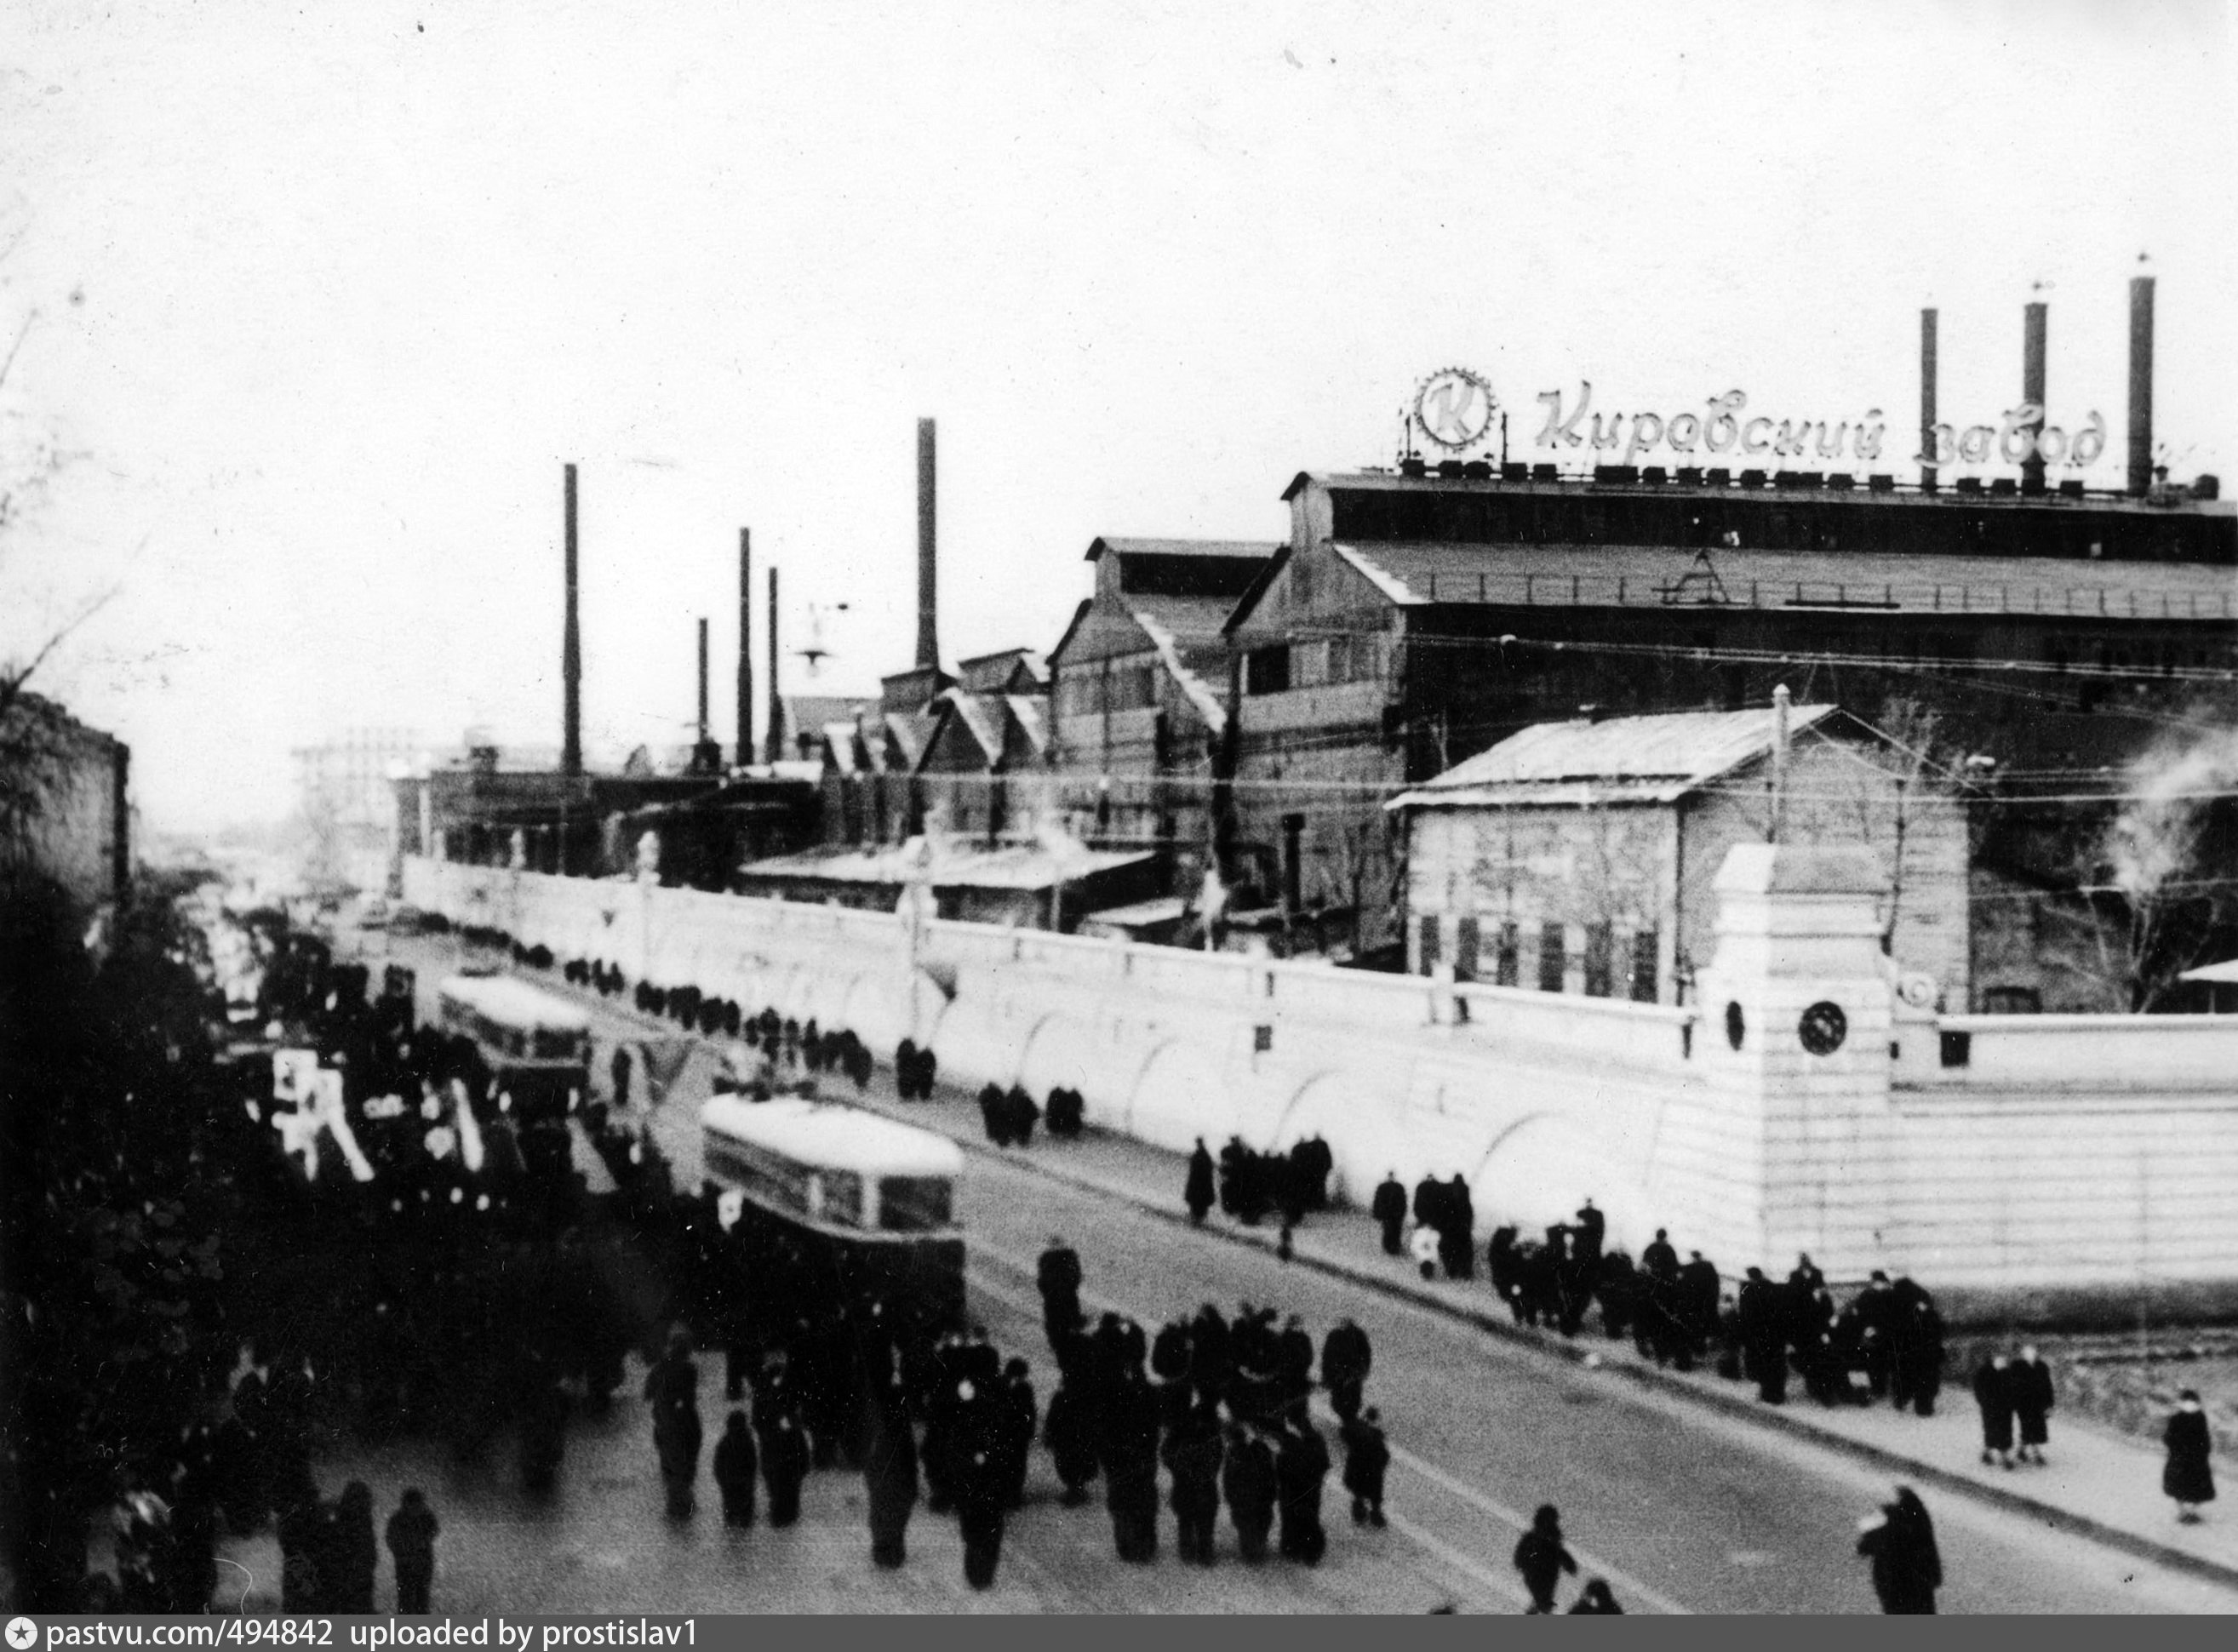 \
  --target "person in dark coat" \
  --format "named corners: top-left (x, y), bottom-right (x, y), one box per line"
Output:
top-left (1037, 1237), bottom-right (1084, 1351)
top-left (1222, 1424), bottom-right (1278, 1563)
top-left (1044, 1364), bottom-right (1101, 1506)
top-left (2012, 1345), bottom-right (2054, 1465)
top-left (713, 1410), bottom-right (758, 1528)
top-left (1320, 1318), bottom-right (1371, 1424)
top-left (2164, 1391), bottom-right (2216, 1522)
top-left (951, 1380), bottom-right (1010, 1590)
top-left (1185, 1139), bottom-right (1216, 1226)
top-left (1512, 1503), bottom-right (1578, 1614)
top-left (862, 1381), bottom-right (919, 1567)
top-left (1102, 1366), bottom-right (1162, 1562)
top-left (996, 1358), bottom-right (1038, 1510)
top-left (1162, 1399), bottom-right (1224, 1565)
top-left (1737, 1267), bottom-right (1788, 1404)
top-left (1274, 1419), bottom-right (1331, 1565)
top-left (1857, 1486), bottom-right (1941, 1613)
top-left (1371, 1172), bottom-right (1408, 1255)
top-left (335, 1481), bottom-right (377, 1613)
top-left (1005, 1085), bottom-right (1039, 1146)
top-left (1339, 1406), bottom-right (1389, 1527)
top-left (759, 1410), bottom-right (810, 1528)
top-left (1972, 1352), bottom-right (2016, 1469)
top-left (1678, 1251), bottom-right (1720, 1367)
top-left (652, 1396), bottom-right (703, 1520)
top-left (1890, 1289), bottom-right (1946, 1418)
top-left (1275, 1315), bottom-right (1314, 1414)
top-left (1568, 1579), bottom-right (1623, 1614)
top-left (610, 1045), bottom-right (632, 1110)
top-left (385, 1489), bottom-right (437, 1614)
